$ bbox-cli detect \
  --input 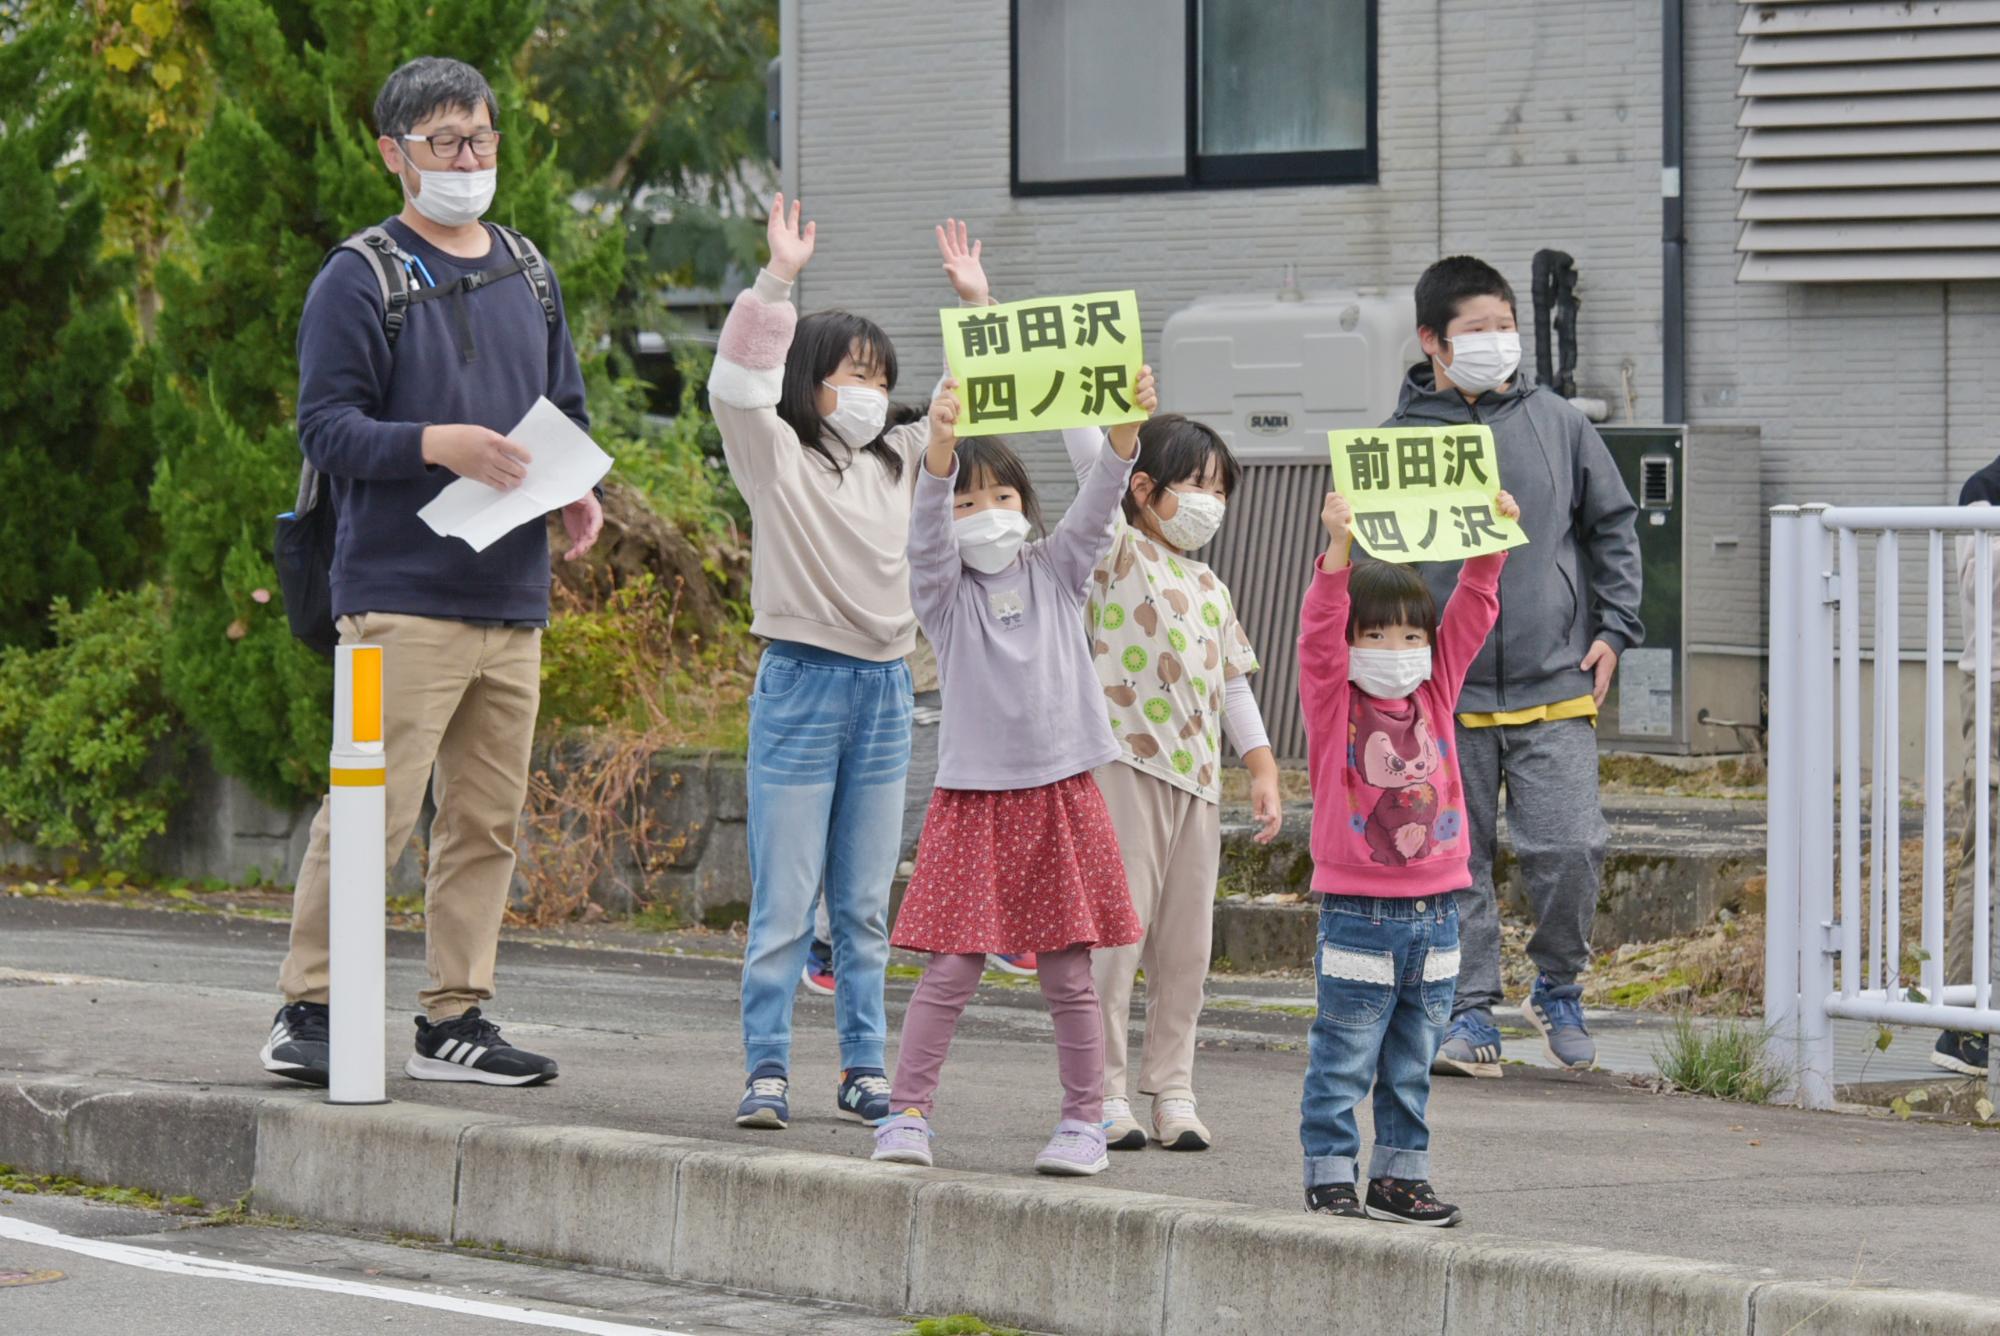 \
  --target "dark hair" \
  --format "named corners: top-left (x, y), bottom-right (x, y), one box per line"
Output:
top-left (777, 311), bottom-right (903, 480)
top-left (374, 57), bottom-right (498, 139)
top-left (1124, 413), bottom-right (1241, 527)
top-left (952, 436), bottom-right (1046, 537)
top-left (1414, 255), bottom-right (1518, 342)
top-left (1347, 560), bottom-right (1439, 644)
